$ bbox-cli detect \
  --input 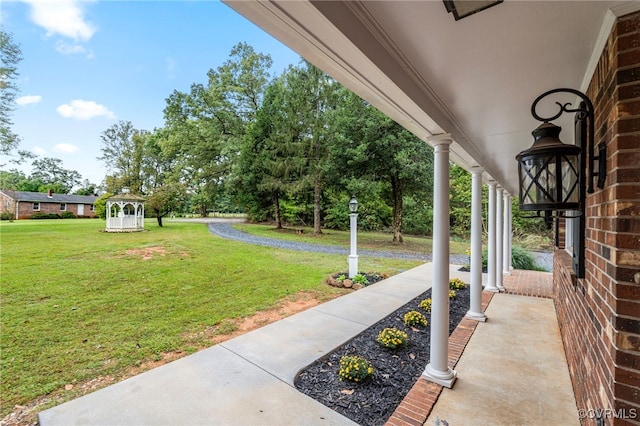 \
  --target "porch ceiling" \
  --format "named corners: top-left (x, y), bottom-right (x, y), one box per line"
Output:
top-left (223, 0), bottom-right (639, 196)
